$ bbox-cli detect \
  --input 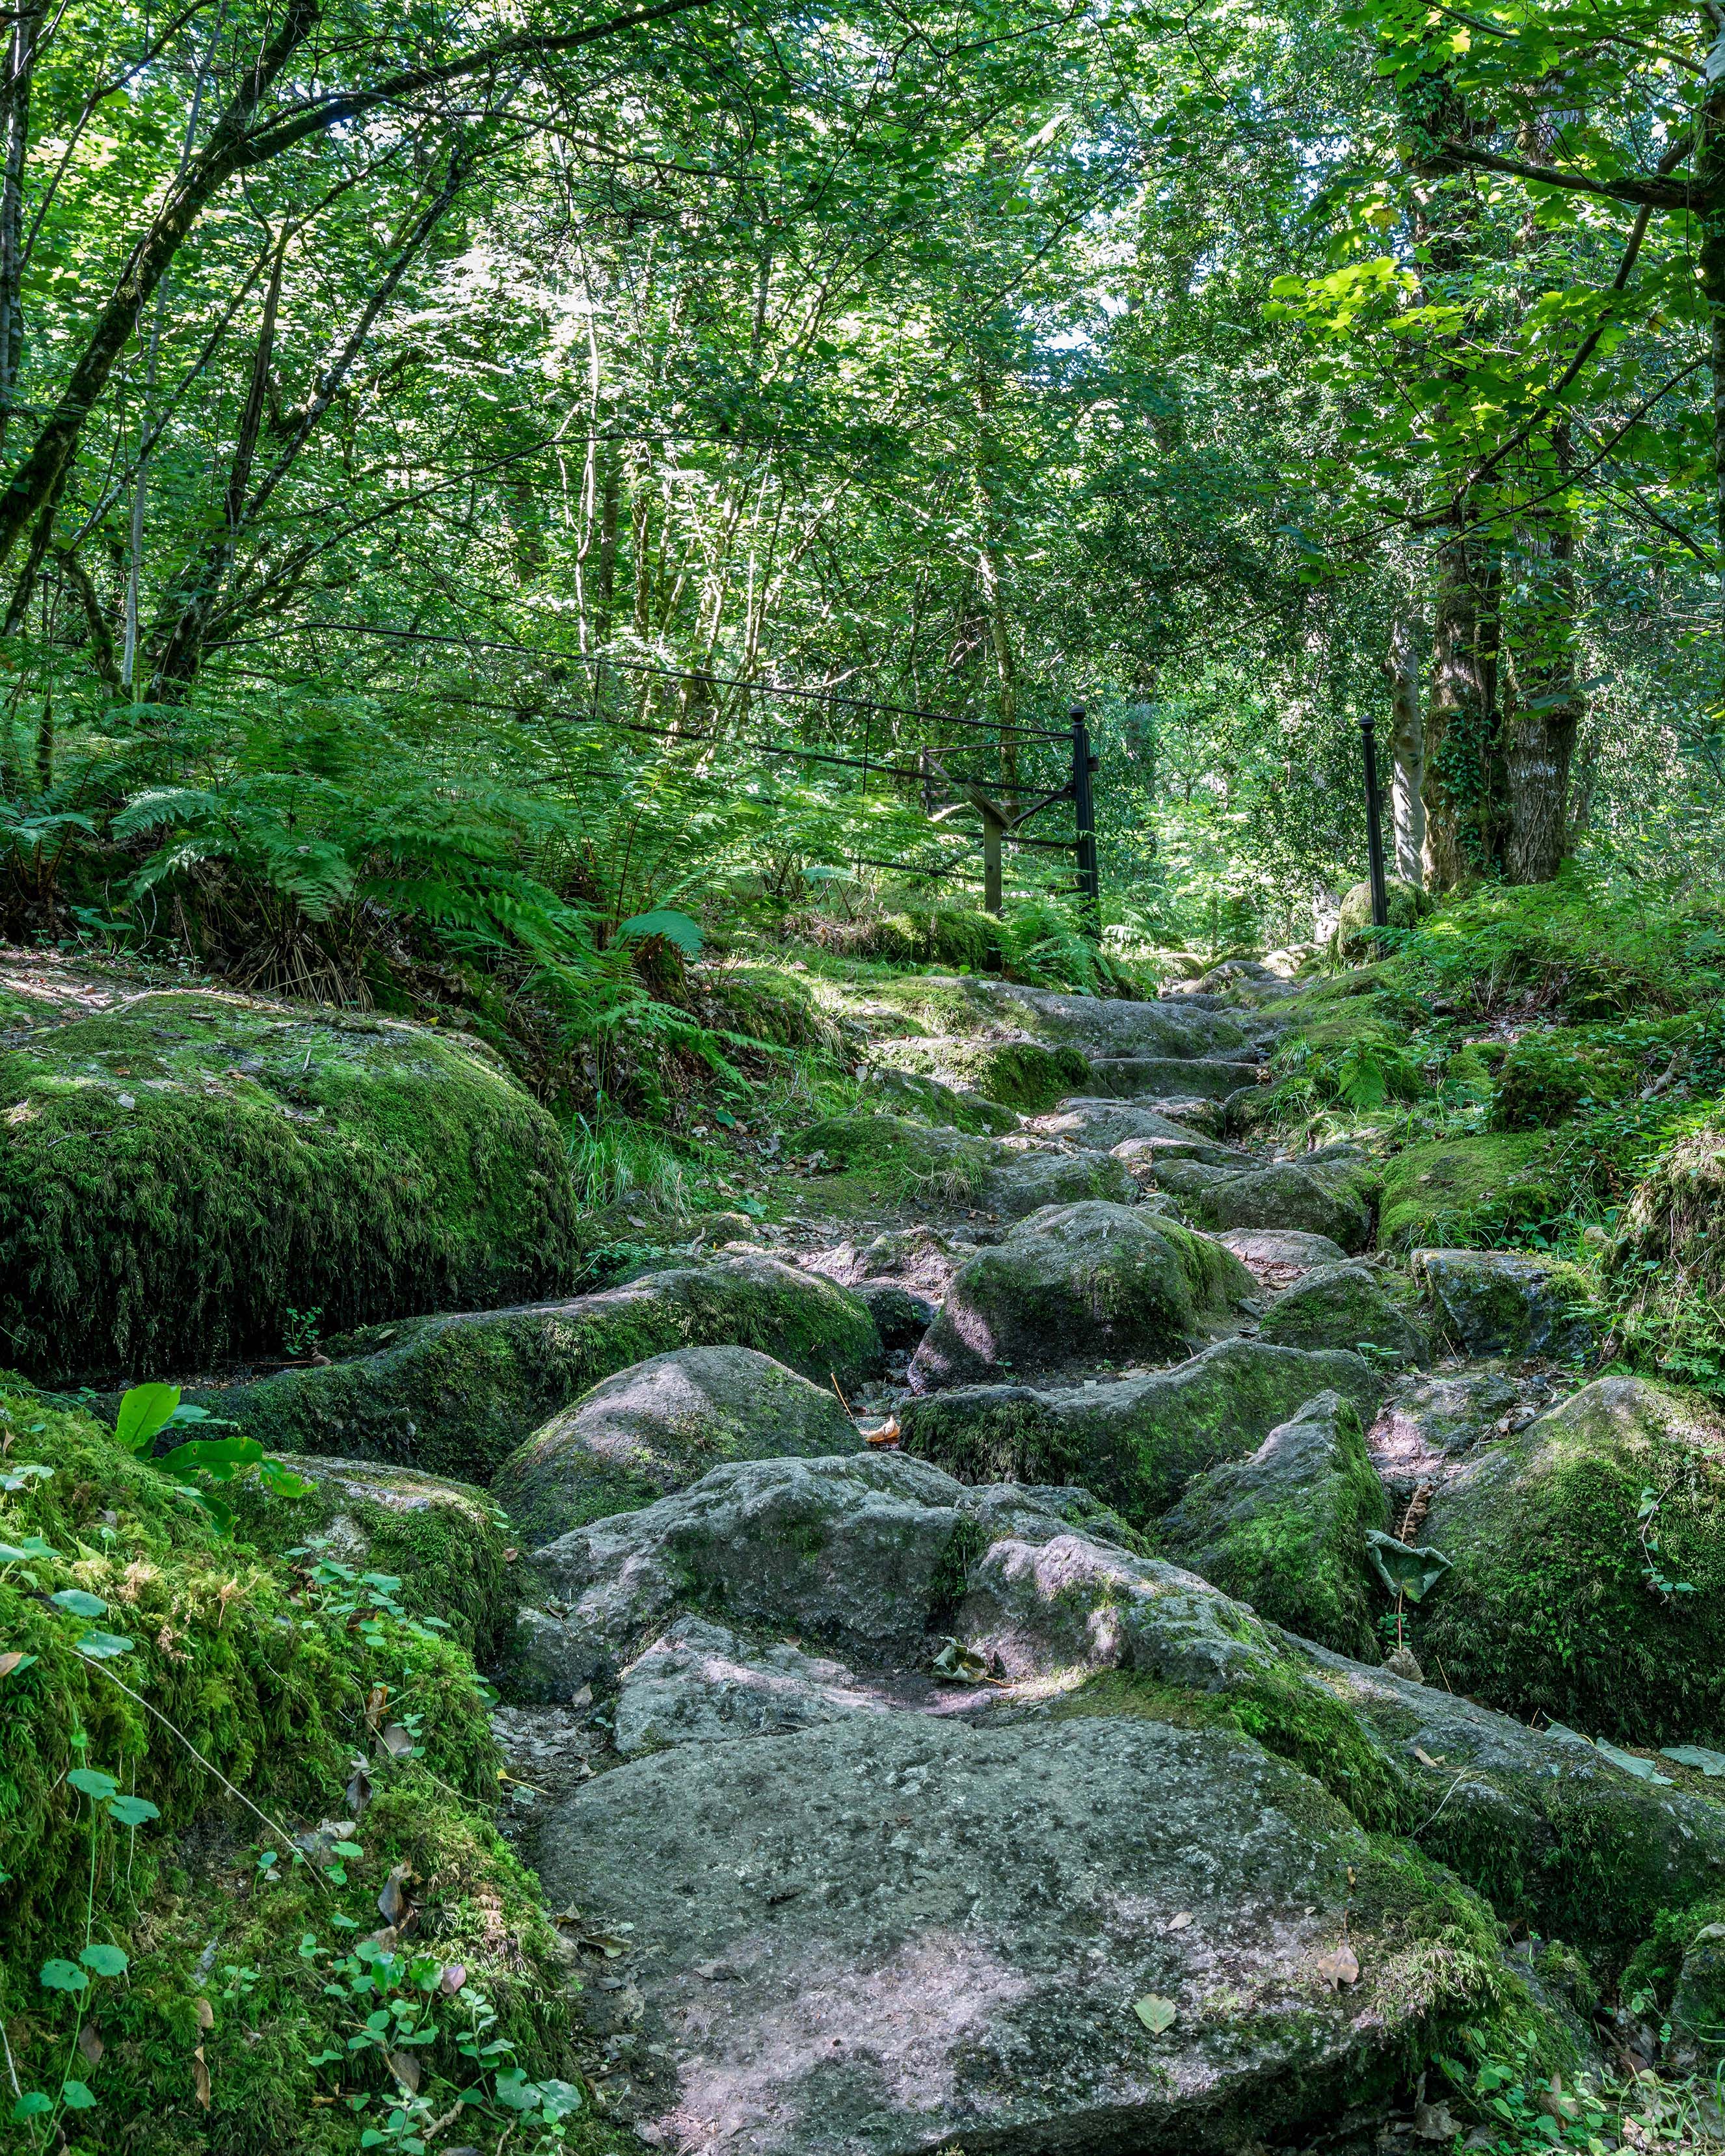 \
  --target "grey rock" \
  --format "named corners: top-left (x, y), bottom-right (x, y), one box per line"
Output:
top-left (937, 976), bottom-right (1251, 1059)
top-left (1216, 1229), bottom-right (1350, 1277)
top-left (974, 1135), bottom-right (1138, 1219)
top-left (1257, 1260), bottom-right (1429, 1364)
top-left (532, 1705), bottom-right (1494, 2156)
top-left (1413, 1248), bottom-right (1601, 1359)
top-left (513, 1452), bottom-right (1109, 1699)
top-left (613, 1616), bottom-right (892, 1755)
top-left (491, 1346), bottom-right (859, 1546)
top-left (852, 1280), bottom-right (938, 1351)
top-left (901, 1335), bottom-right (1384, 1525)
top-left (908, 1200), bottom-right (1255, 1389)
top-left (803, 1225), bottom-right (965, 1298)
top-left (1088, 1055), bottom-right (1266, 1100)
top-left (1026, 1098), bottom-right (1238, 1160)
top-left (1369, 1370), bottom-right (1525, 1480)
